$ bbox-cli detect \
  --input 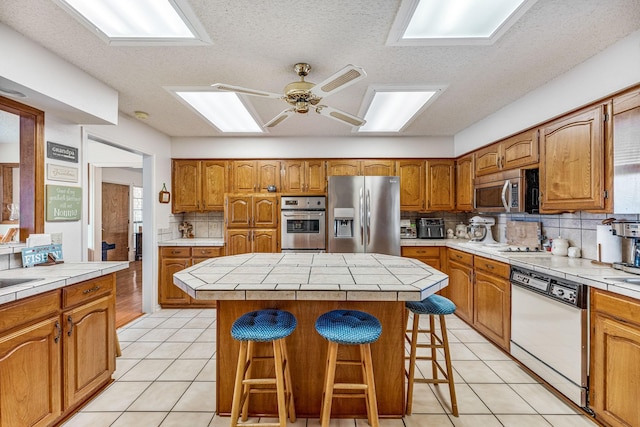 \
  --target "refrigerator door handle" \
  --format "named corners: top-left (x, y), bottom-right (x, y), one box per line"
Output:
top-left (366, 189), bottom-right (371, 244)
top-left (359, 186), bottom-right (364, 246)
